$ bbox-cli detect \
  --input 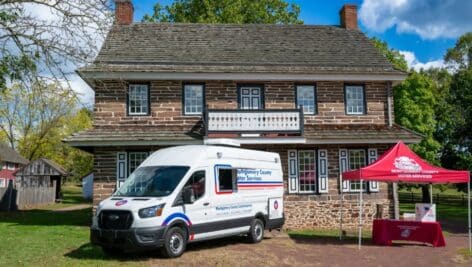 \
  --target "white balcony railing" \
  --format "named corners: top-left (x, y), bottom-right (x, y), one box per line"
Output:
top-left (205, 109), bottom-right (303, 134)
